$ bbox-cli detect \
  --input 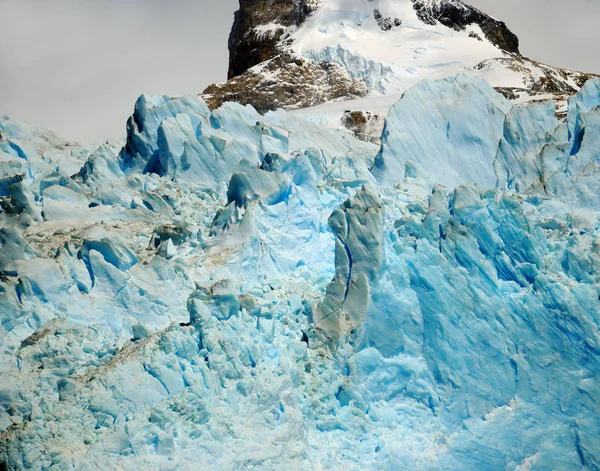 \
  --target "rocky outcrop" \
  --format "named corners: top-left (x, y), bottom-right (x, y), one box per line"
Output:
top-left (479, 56), bottom-right (599, 117)
top-left (228, 0), bottom-right (320, 79)
top-left (341, 110), bottom-right (385, 144)
top-left (411, 0), bottom-right (520, 54)
top-left (204, 0), bottom-right (368, 112)
top-left (203, 53), bottom-right (367, 112)
top-left (373, 8), bottom-right (402, 31)
top-left (477, 57), bottom-right (588, 94)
